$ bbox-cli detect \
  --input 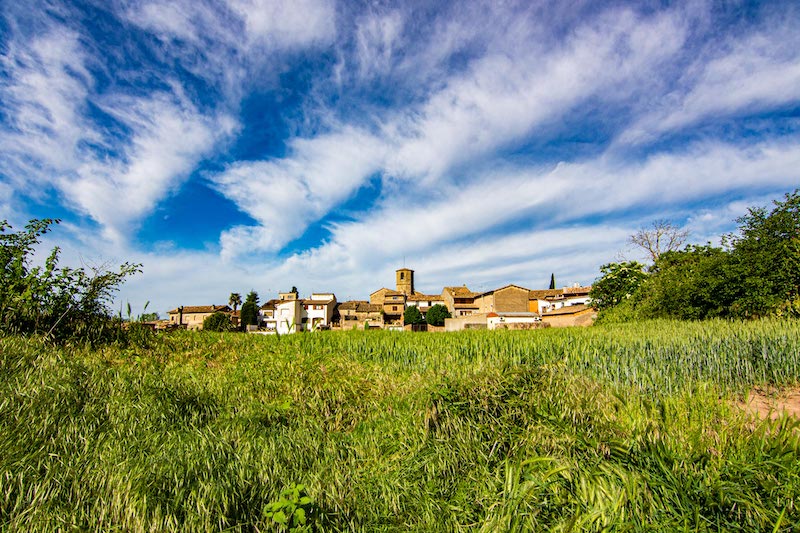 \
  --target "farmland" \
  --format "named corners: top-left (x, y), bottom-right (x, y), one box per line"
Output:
top-left (2, 319), bottom-right (799, 531)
